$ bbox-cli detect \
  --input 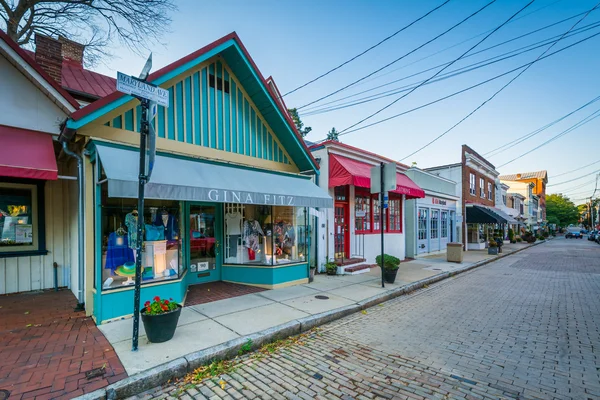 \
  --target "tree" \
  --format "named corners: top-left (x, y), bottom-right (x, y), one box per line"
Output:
top-left (0, 0), bottom-right (176, 66)
top-left (326, 127), bottom-right (339, 141)
top-left (546, 194), bottom-right (579, 227)
top-left (287, 108), bottom-right (312, 137)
